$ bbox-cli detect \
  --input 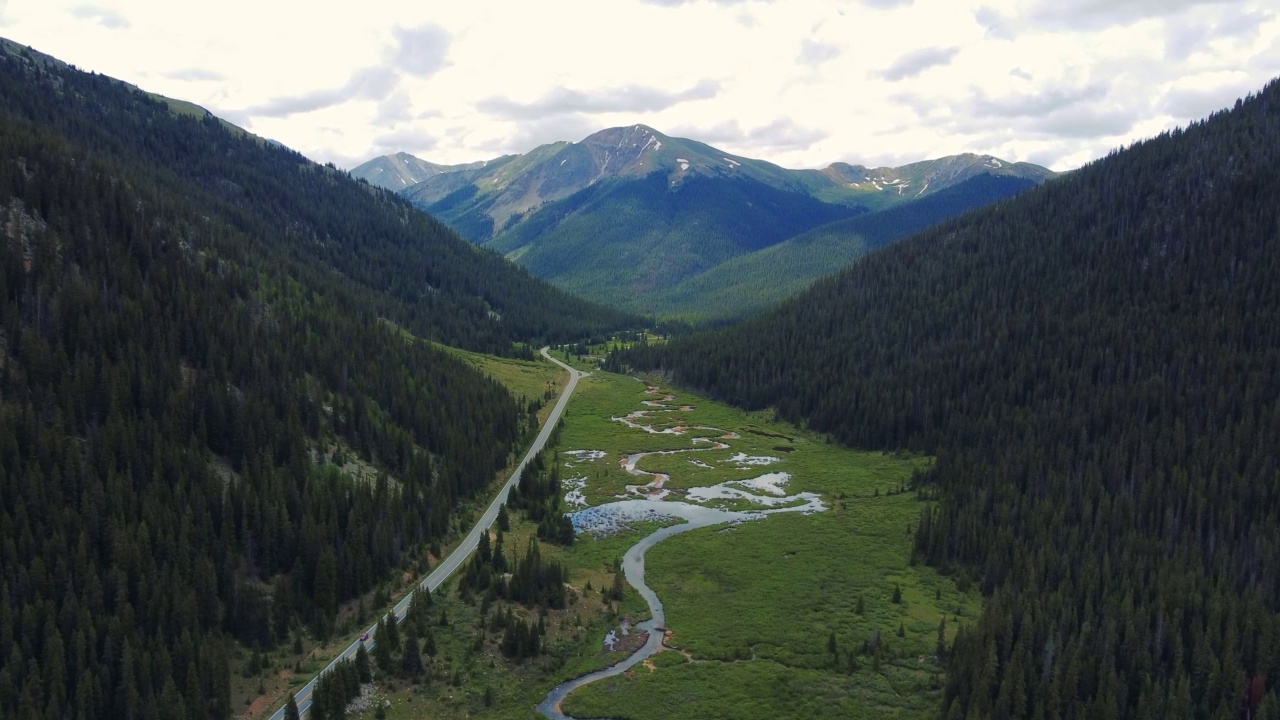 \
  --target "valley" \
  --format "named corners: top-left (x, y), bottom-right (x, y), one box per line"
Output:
top-left (293, 351), bottom-right (972, 719)
top-left (356, 128), bottom-right (1054, 320)
top-left (3, 9), bottom-right (1279, 720)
